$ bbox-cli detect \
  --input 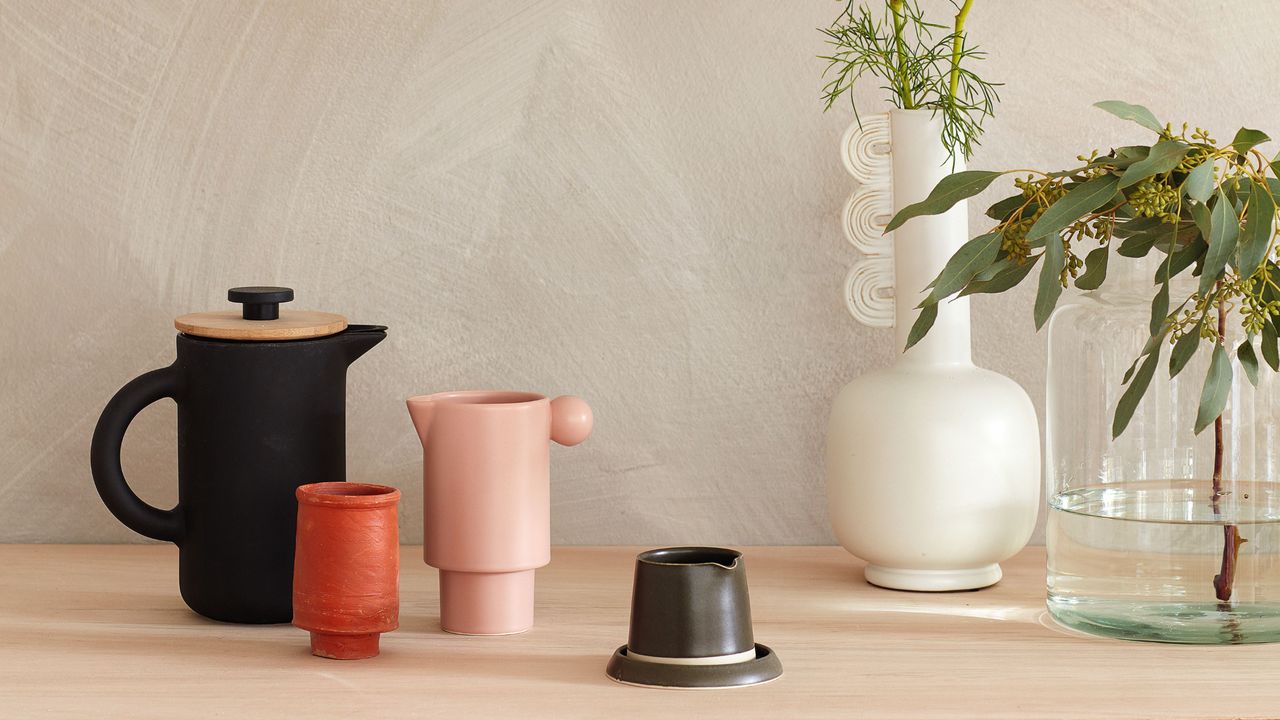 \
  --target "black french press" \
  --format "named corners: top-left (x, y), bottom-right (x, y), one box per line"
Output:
top-left (90, 287), bottom-right (386, 623)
